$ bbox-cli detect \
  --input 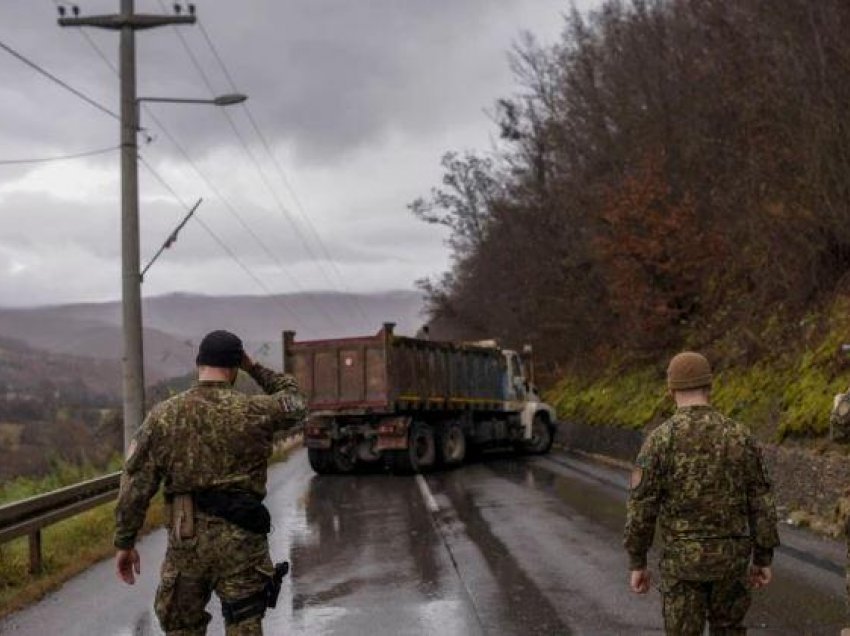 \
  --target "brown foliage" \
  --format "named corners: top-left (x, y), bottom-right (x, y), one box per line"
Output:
top-left (595, 151), bottom-right (724, 346)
